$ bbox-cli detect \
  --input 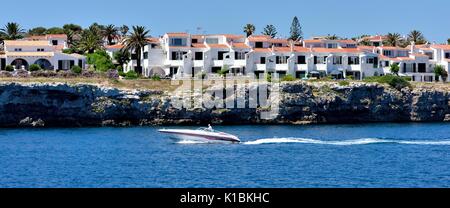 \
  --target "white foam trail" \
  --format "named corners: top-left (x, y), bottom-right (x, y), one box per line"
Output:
top-left (177, 140), bottom-right (208, 144)
top-left (243, 138), bottom-right (450, 146)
